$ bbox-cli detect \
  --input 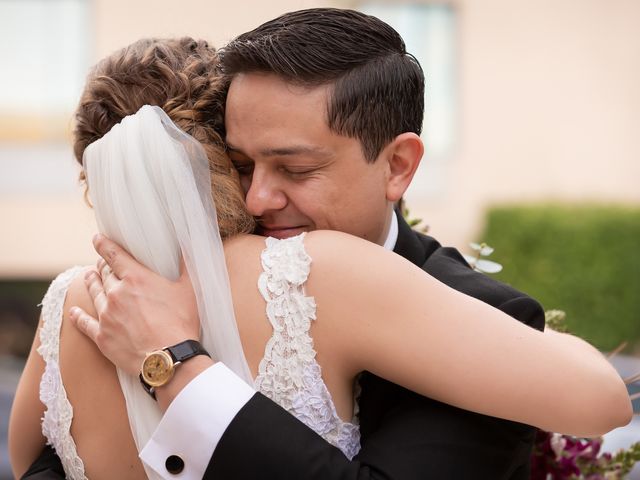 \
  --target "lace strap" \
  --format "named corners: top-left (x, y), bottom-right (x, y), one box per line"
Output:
top-left (255, 235), bottom-right (361, 459)
top-left (37, 266), bottom-right (88, 480)
top-left (259, 233), bottom-right (312, 291)
top-left (255, 233), bottom-right (315, 397)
